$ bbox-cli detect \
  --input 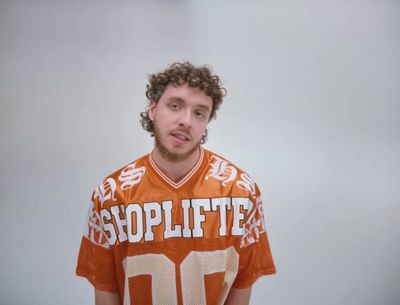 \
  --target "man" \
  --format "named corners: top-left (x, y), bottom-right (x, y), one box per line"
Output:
top-left (76, 62), bottom-right (276, 305)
